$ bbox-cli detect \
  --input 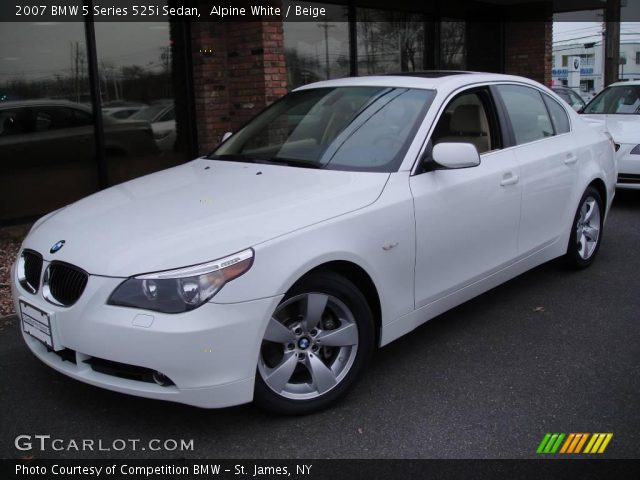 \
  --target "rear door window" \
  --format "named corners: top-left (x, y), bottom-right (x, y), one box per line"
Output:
top-left (496, 85), bottom-right (554, 145)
